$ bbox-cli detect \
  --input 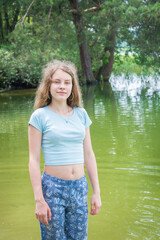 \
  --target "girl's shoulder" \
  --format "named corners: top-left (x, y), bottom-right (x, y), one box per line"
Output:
top-left (28, 107), bottom-right (48, 132)
top-left (74, 106), bottom-right (87, 114)
top-left (74, 106), bottom-right (87, 118)
top-left (30, 106), bottom-right (47, 117)
top-left (74, 106), bottom-right (92, 128)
